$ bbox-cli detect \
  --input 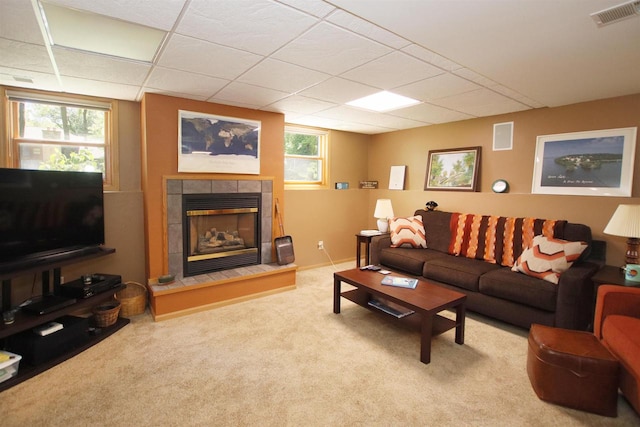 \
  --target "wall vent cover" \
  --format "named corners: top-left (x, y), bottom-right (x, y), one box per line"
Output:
top-left (591, 0), bottom-right (640, 26)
